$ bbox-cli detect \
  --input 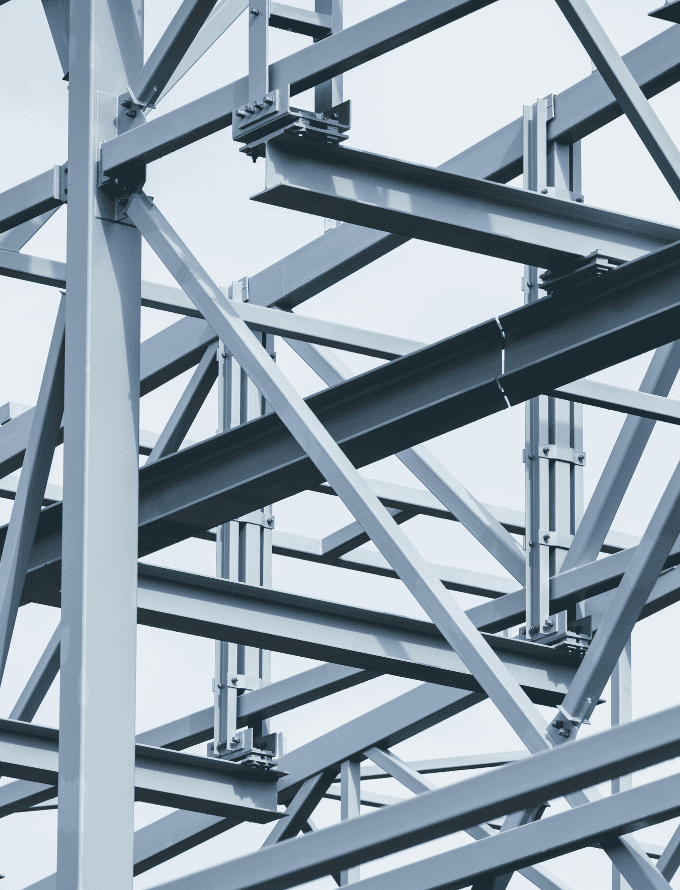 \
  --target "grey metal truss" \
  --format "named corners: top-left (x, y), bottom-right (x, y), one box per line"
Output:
top-left (4, 1), bottom-right (680, 889)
